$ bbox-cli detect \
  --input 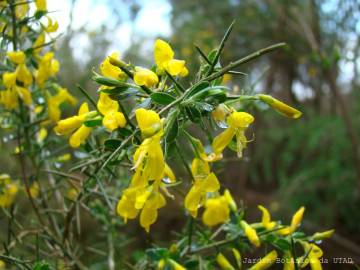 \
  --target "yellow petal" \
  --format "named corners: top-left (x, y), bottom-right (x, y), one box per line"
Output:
top-left (100, 52), bottom-right (126, 79)
top-left (54, 116), bottom-right (83, 135)
top-left (69, 125), bottom-right (92, 148)
top-left (97, 92), bottom-right (119, 115)
top-left (258, 205), bottom-right (276, 229)
top-left (3, 72), bottom-right (17, 88)
top-left (35, 0), bottom-right (47, 11)
top-left (202, 196), bottom-right (230, 227)
top-left (227, 111), bottom-right (254, 129)
top-left (202, 173), bottom-right (220, 192)
top-left (184, 185), bottom-right (203, 214)
top-left (212, 127), bottom-right (236, 156)
top-left (258, 94), bottom-right (302, 119)
top-left (7, 51), bottom-right (26, 64)
top-left (134, 67), bottom-right (159, 88)
top-left (16, 64), bottom-right (33, 86)
top-left (224, 189), bottom-right (237, 211)
top-left (166, 59), bottom-right (186, 76)
top-left (16, 86), bottom-right (32, 105)
top-left (135, 108), bottom-right (162, 136)
top-left (154, 39), bottom-right (174, 69)
top-left (102, 111), bottom-right (126, 131)
top-left (240, 221), bottom-right (260, 247)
